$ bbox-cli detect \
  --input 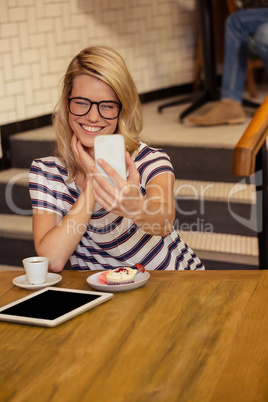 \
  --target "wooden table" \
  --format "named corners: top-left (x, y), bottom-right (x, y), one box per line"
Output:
top-left (0, 270), bottom-right (268, 402)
